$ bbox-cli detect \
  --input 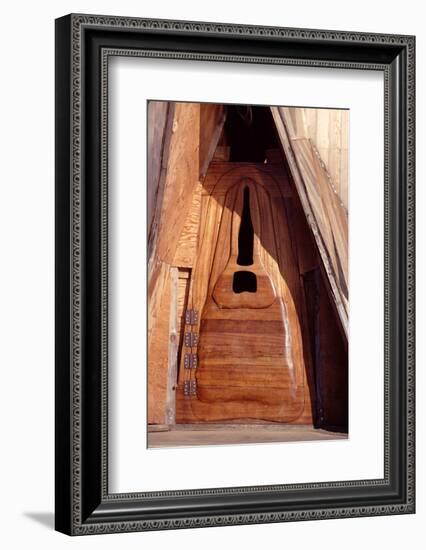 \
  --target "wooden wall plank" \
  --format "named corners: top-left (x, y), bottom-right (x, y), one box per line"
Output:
top-left (149, 104), bottom-right (348, 427)
top-left (148, 101), bottom-right (225, 424)
top-left (147, 101), bottom-right (175, 266)
top-left (148, 263), bottom-right (172, 425)
top-left (148, 102), bottom-right (202, 424)
top-left (154, 103), bottom-right (201, 265)
top-left (176, 162), bottom-right (314, 424)
top-left (165, 267), bottom-right (179, 425)
top-left (271, 107), bottom-right (348, 338)
top-left (148, 101), bottom-right (226, 275)
top-left (199, 104), bottom-right (226, 179)
top-left (147, 101), bottom-right (169, 233)
top-left (176, 268), bottom-right (191, 384)
top-left (172, 182), bottom-right (203, 268)
top-left (280, 106), bottom-right (349, 210)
